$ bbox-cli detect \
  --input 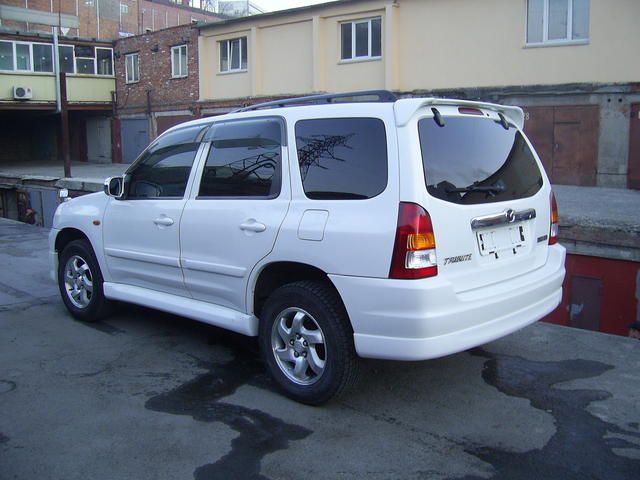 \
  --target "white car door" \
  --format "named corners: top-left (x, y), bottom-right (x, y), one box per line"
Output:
top-left (180, 117), bottom-right (290, 312)
top-left (102, 124), bottom-right (207, 297)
